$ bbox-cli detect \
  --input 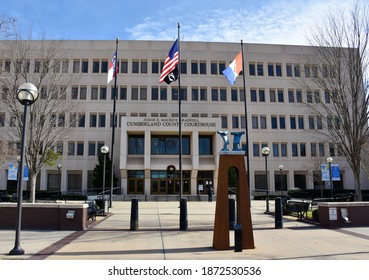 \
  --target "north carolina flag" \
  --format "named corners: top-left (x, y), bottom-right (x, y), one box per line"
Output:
top-left (223, 51), bottom-right (243, 85)
top-left (160, 39), bottom-right (179, 84)
top-left (107, 51), bottom-right (118, 84)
